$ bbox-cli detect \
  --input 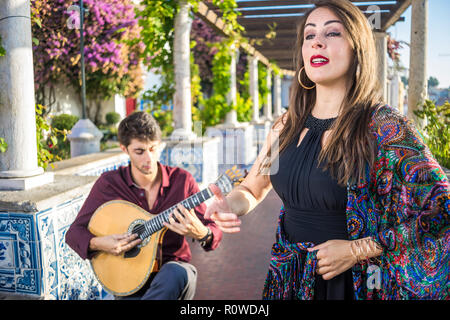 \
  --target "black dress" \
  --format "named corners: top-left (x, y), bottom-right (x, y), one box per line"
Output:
top-left (270, 114), bottom-right (354, 300)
